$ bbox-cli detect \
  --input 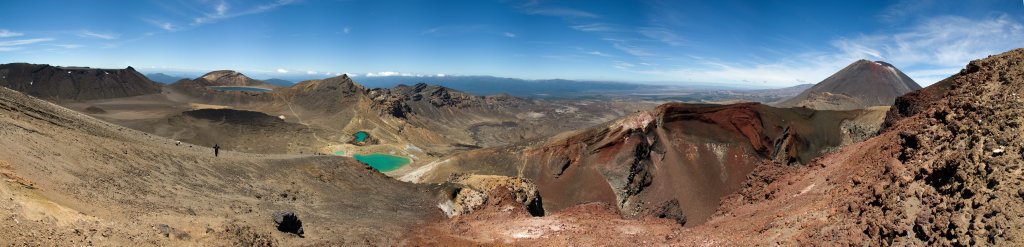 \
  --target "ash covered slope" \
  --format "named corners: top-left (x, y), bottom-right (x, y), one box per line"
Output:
top-left (777, 60), bottom-right (921, 110)
top-left (0, 86), bottom-right (443, 245)
top-left (0, 63), bottom-right (162, 101)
